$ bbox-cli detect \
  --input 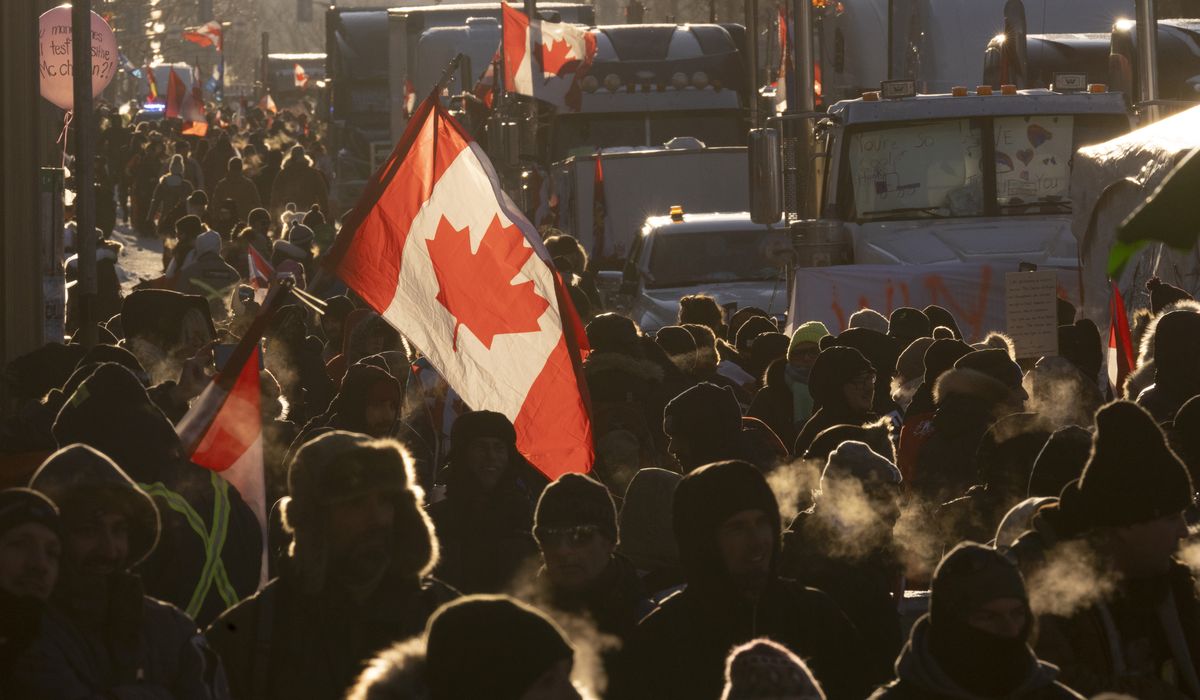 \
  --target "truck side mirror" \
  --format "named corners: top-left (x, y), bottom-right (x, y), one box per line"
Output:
top-left (749, 127), bottom-right (782, 224)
